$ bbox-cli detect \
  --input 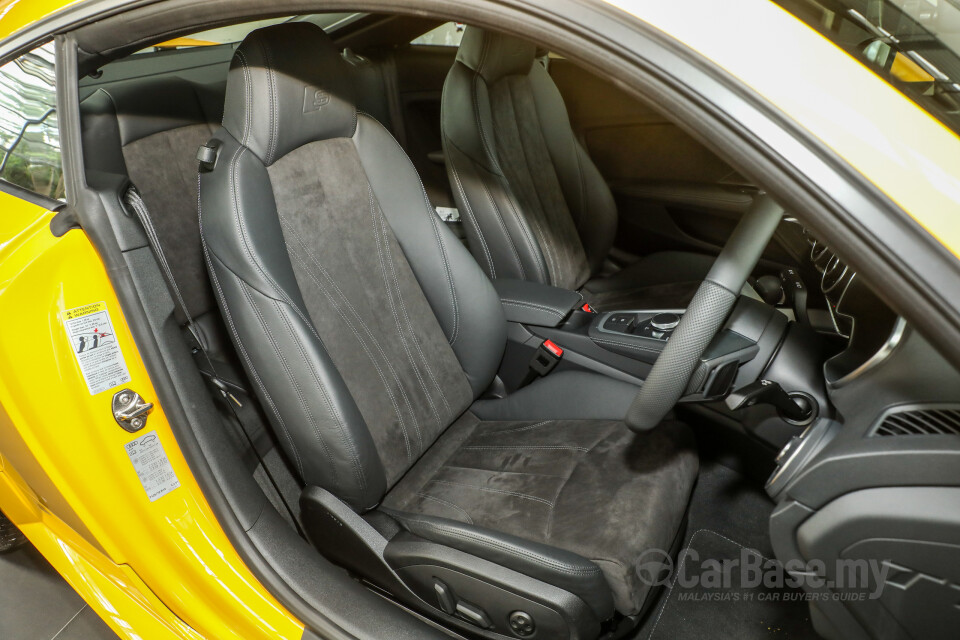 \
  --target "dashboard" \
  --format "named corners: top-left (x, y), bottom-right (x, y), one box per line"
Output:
top-left (774, 219), bottom-right (900, 388)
